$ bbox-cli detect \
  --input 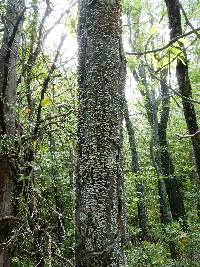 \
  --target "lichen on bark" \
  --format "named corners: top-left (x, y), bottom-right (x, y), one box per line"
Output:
top-left (75, 0), bottom-right (127, 266)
